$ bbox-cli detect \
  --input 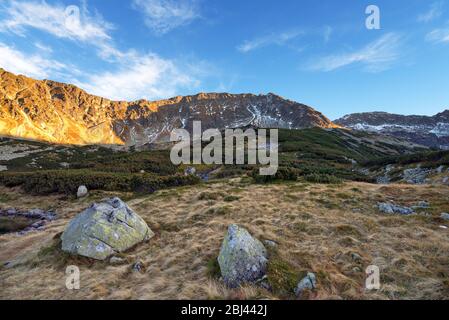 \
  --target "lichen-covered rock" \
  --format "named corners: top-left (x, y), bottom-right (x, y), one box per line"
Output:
top-left (61, 197), bottom-right (154, 260)
top-left (218, 224), bottom-right (268, 288)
